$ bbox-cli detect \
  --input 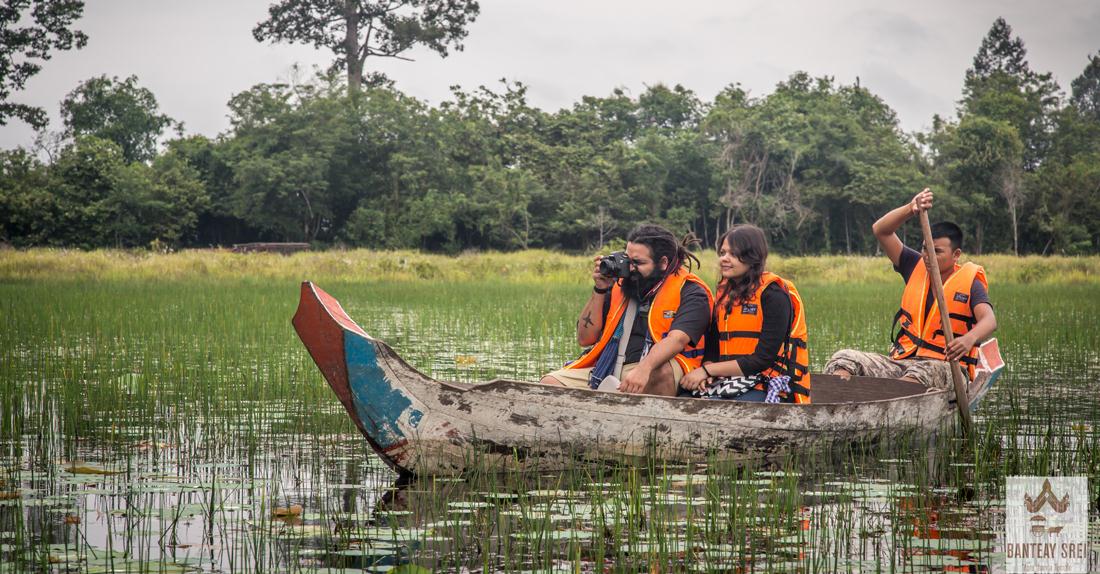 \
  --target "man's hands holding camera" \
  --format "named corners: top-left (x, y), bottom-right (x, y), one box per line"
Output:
top-left (592, 251), bottom-right (631, 292)
top-left (591, 255), bottom-right (613, 292)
